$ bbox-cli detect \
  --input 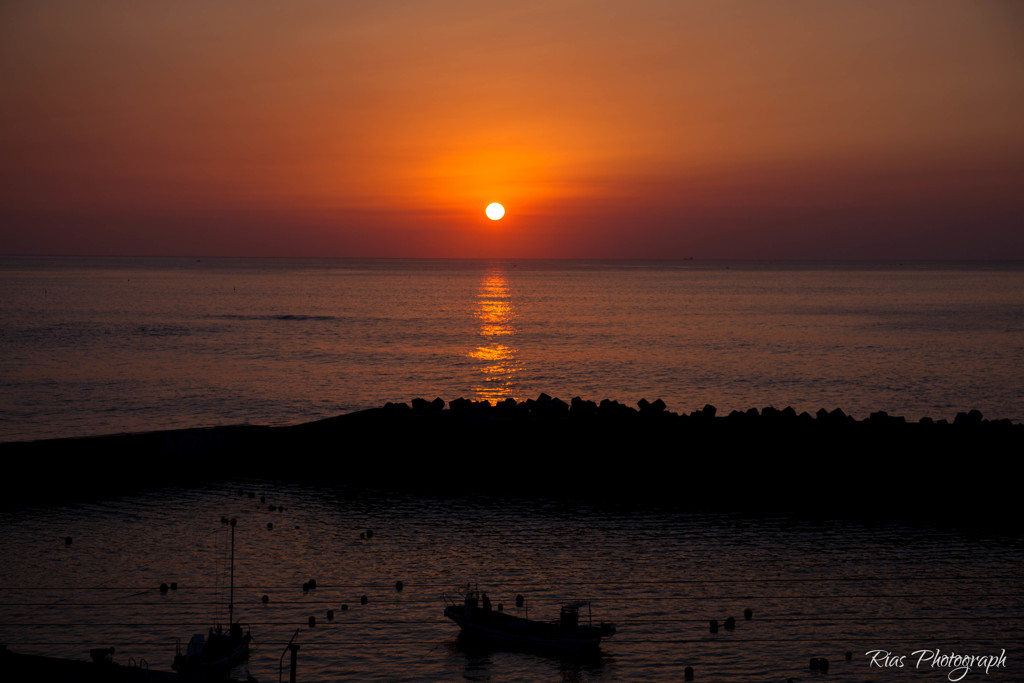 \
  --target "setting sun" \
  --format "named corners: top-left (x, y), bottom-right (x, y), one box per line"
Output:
top-left (485, 203), bottom-right (505, 221)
